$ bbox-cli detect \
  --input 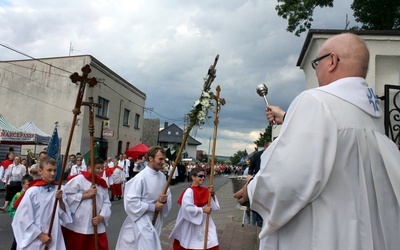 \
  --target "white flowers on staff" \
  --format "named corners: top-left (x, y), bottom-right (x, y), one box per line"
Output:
top-left (190, 90), bottom-right (213, 127)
